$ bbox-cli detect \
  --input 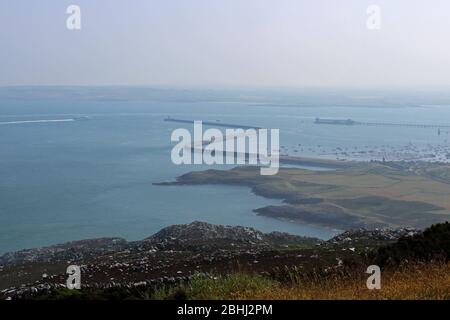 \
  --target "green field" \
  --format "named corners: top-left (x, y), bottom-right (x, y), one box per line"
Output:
top-left (162, 161), bottom-right (450, 229)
